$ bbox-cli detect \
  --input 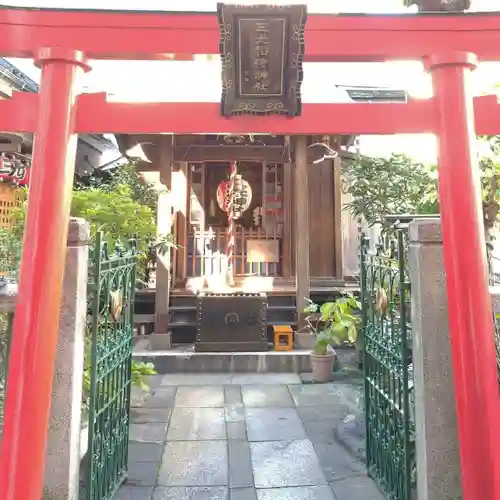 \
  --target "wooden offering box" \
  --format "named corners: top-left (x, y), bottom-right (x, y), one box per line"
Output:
top-left (195, 292), bottom-right (268, 352)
